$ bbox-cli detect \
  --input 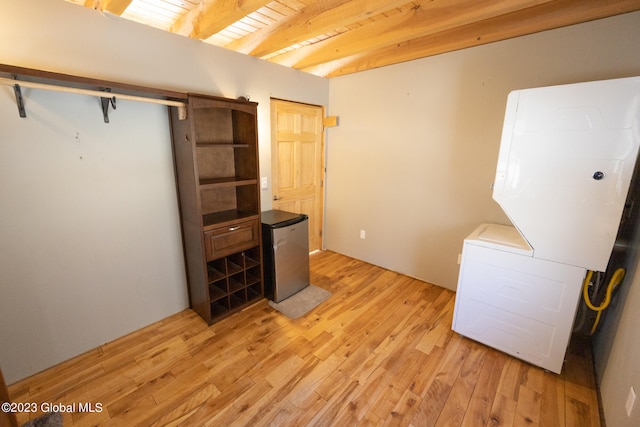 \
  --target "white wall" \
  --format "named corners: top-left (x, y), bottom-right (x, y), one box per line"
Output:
top-left (326, 11), bottom-right (640, 291)
top-left (326, 10), bottom-right (640, 427)
top-left (0, 88), bottom-right (189, 383)
top-left (0, 0), bottom-right (328, 384)
top-left (595, 230), bottom-right (640, 426)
